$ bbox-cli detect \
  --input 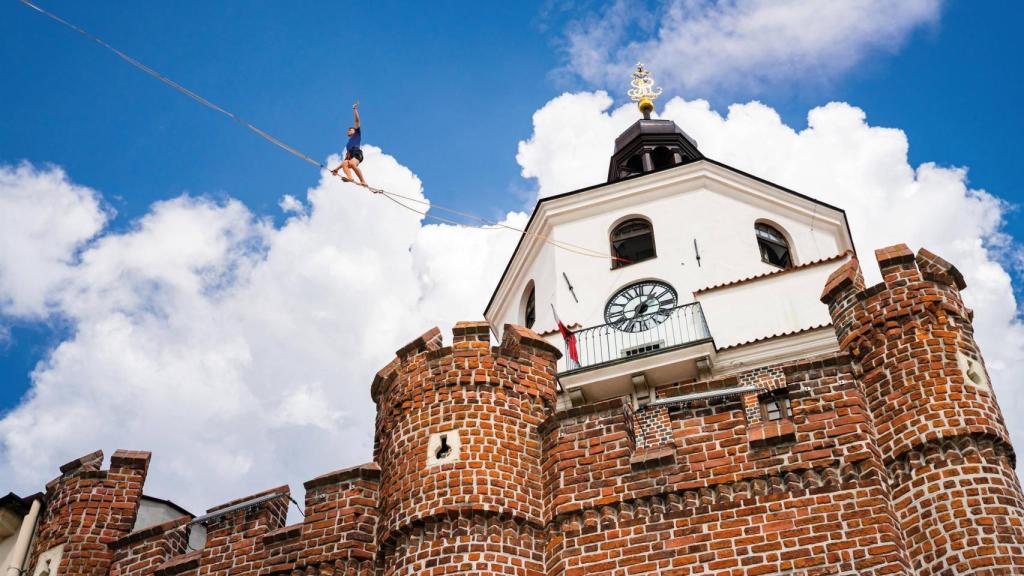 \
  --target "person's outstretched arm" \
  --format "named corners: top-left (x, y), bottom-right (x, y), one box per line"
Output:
top-left (353, 101), bottom-right (360, 129)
